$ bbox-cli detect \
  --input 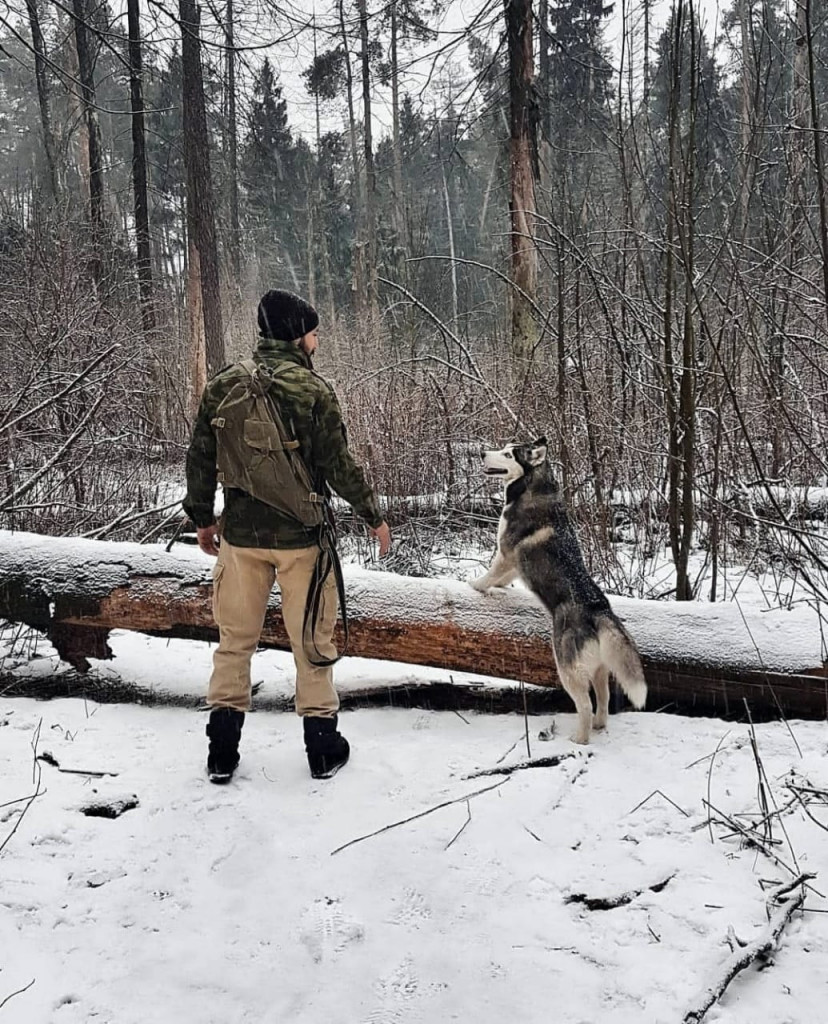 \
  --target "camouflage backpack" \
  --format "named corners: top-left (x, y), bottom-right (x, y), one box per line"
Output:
top-left (210, 359), bottom-right (325, 528)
